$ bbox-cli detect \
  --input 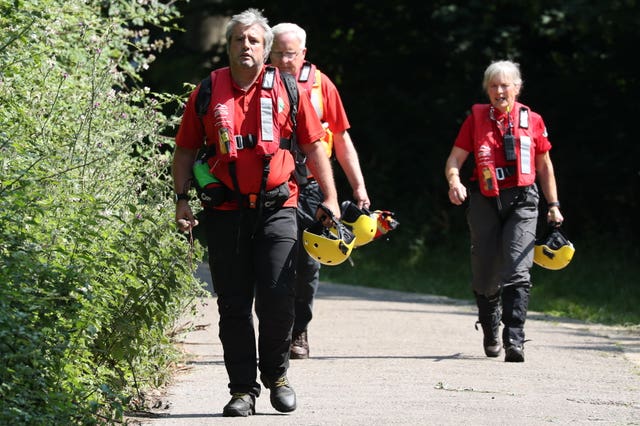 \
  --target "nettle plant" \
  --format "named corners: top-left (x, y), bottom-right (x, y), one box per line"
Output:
top-left (0, 1), bottom-right (204, 424)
